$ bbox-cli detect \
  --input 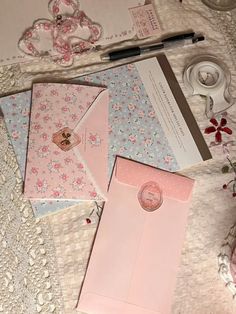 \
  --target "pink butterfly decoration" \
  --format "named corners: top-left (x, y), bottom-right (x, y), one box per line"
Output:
top-left (18, 0), bottom-right (102, 66)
